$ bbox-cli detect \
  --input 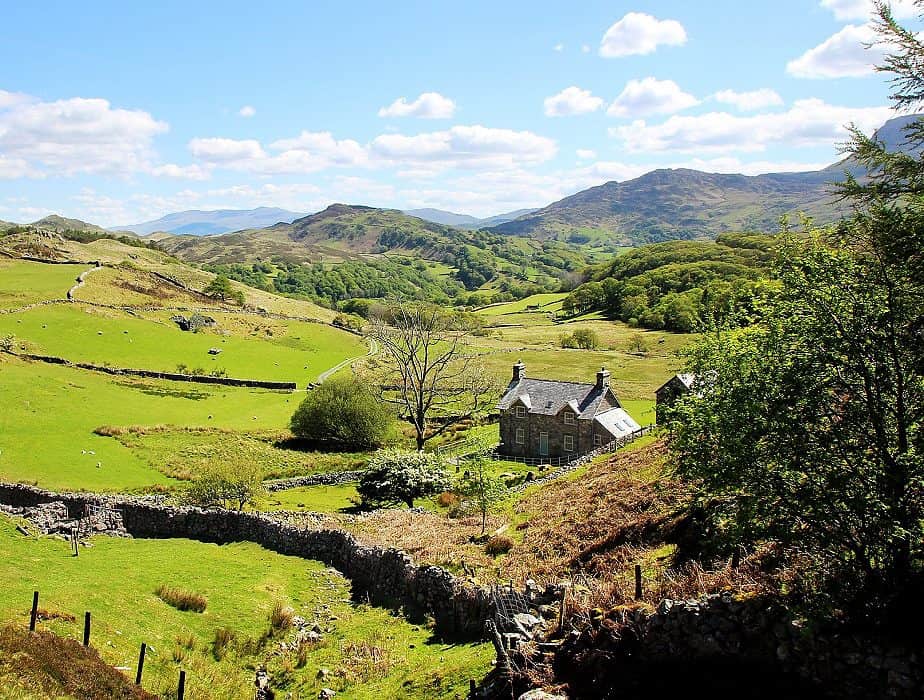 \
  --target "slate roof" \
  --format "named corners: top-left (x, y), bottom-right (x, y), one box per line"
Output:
top-left (497, 377), bottom-right (616, 419)
top-left (656, 373), bottom-right (696, 394)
